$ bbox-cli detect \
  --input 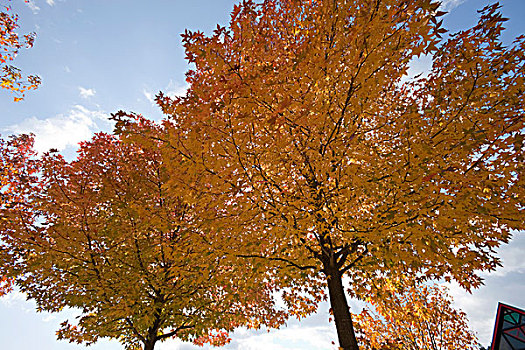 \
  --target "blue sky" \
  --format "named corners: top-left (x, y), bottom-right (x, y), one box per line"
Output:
top-left (1, 0), bottom-right (524, 349)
